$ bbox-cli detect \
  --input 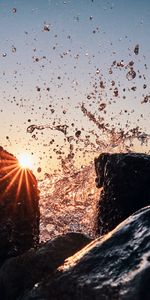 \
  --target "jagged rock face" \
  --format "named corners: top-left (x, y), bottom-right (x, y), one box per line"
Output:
top-left (0, 147), bottom-right (40, 266)
top-left (21, 207), bottom-right (150, 300)
top-left (0, 232), bottom-right (92, 300)
top-left (94, 153), bottom-right (150, 235)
